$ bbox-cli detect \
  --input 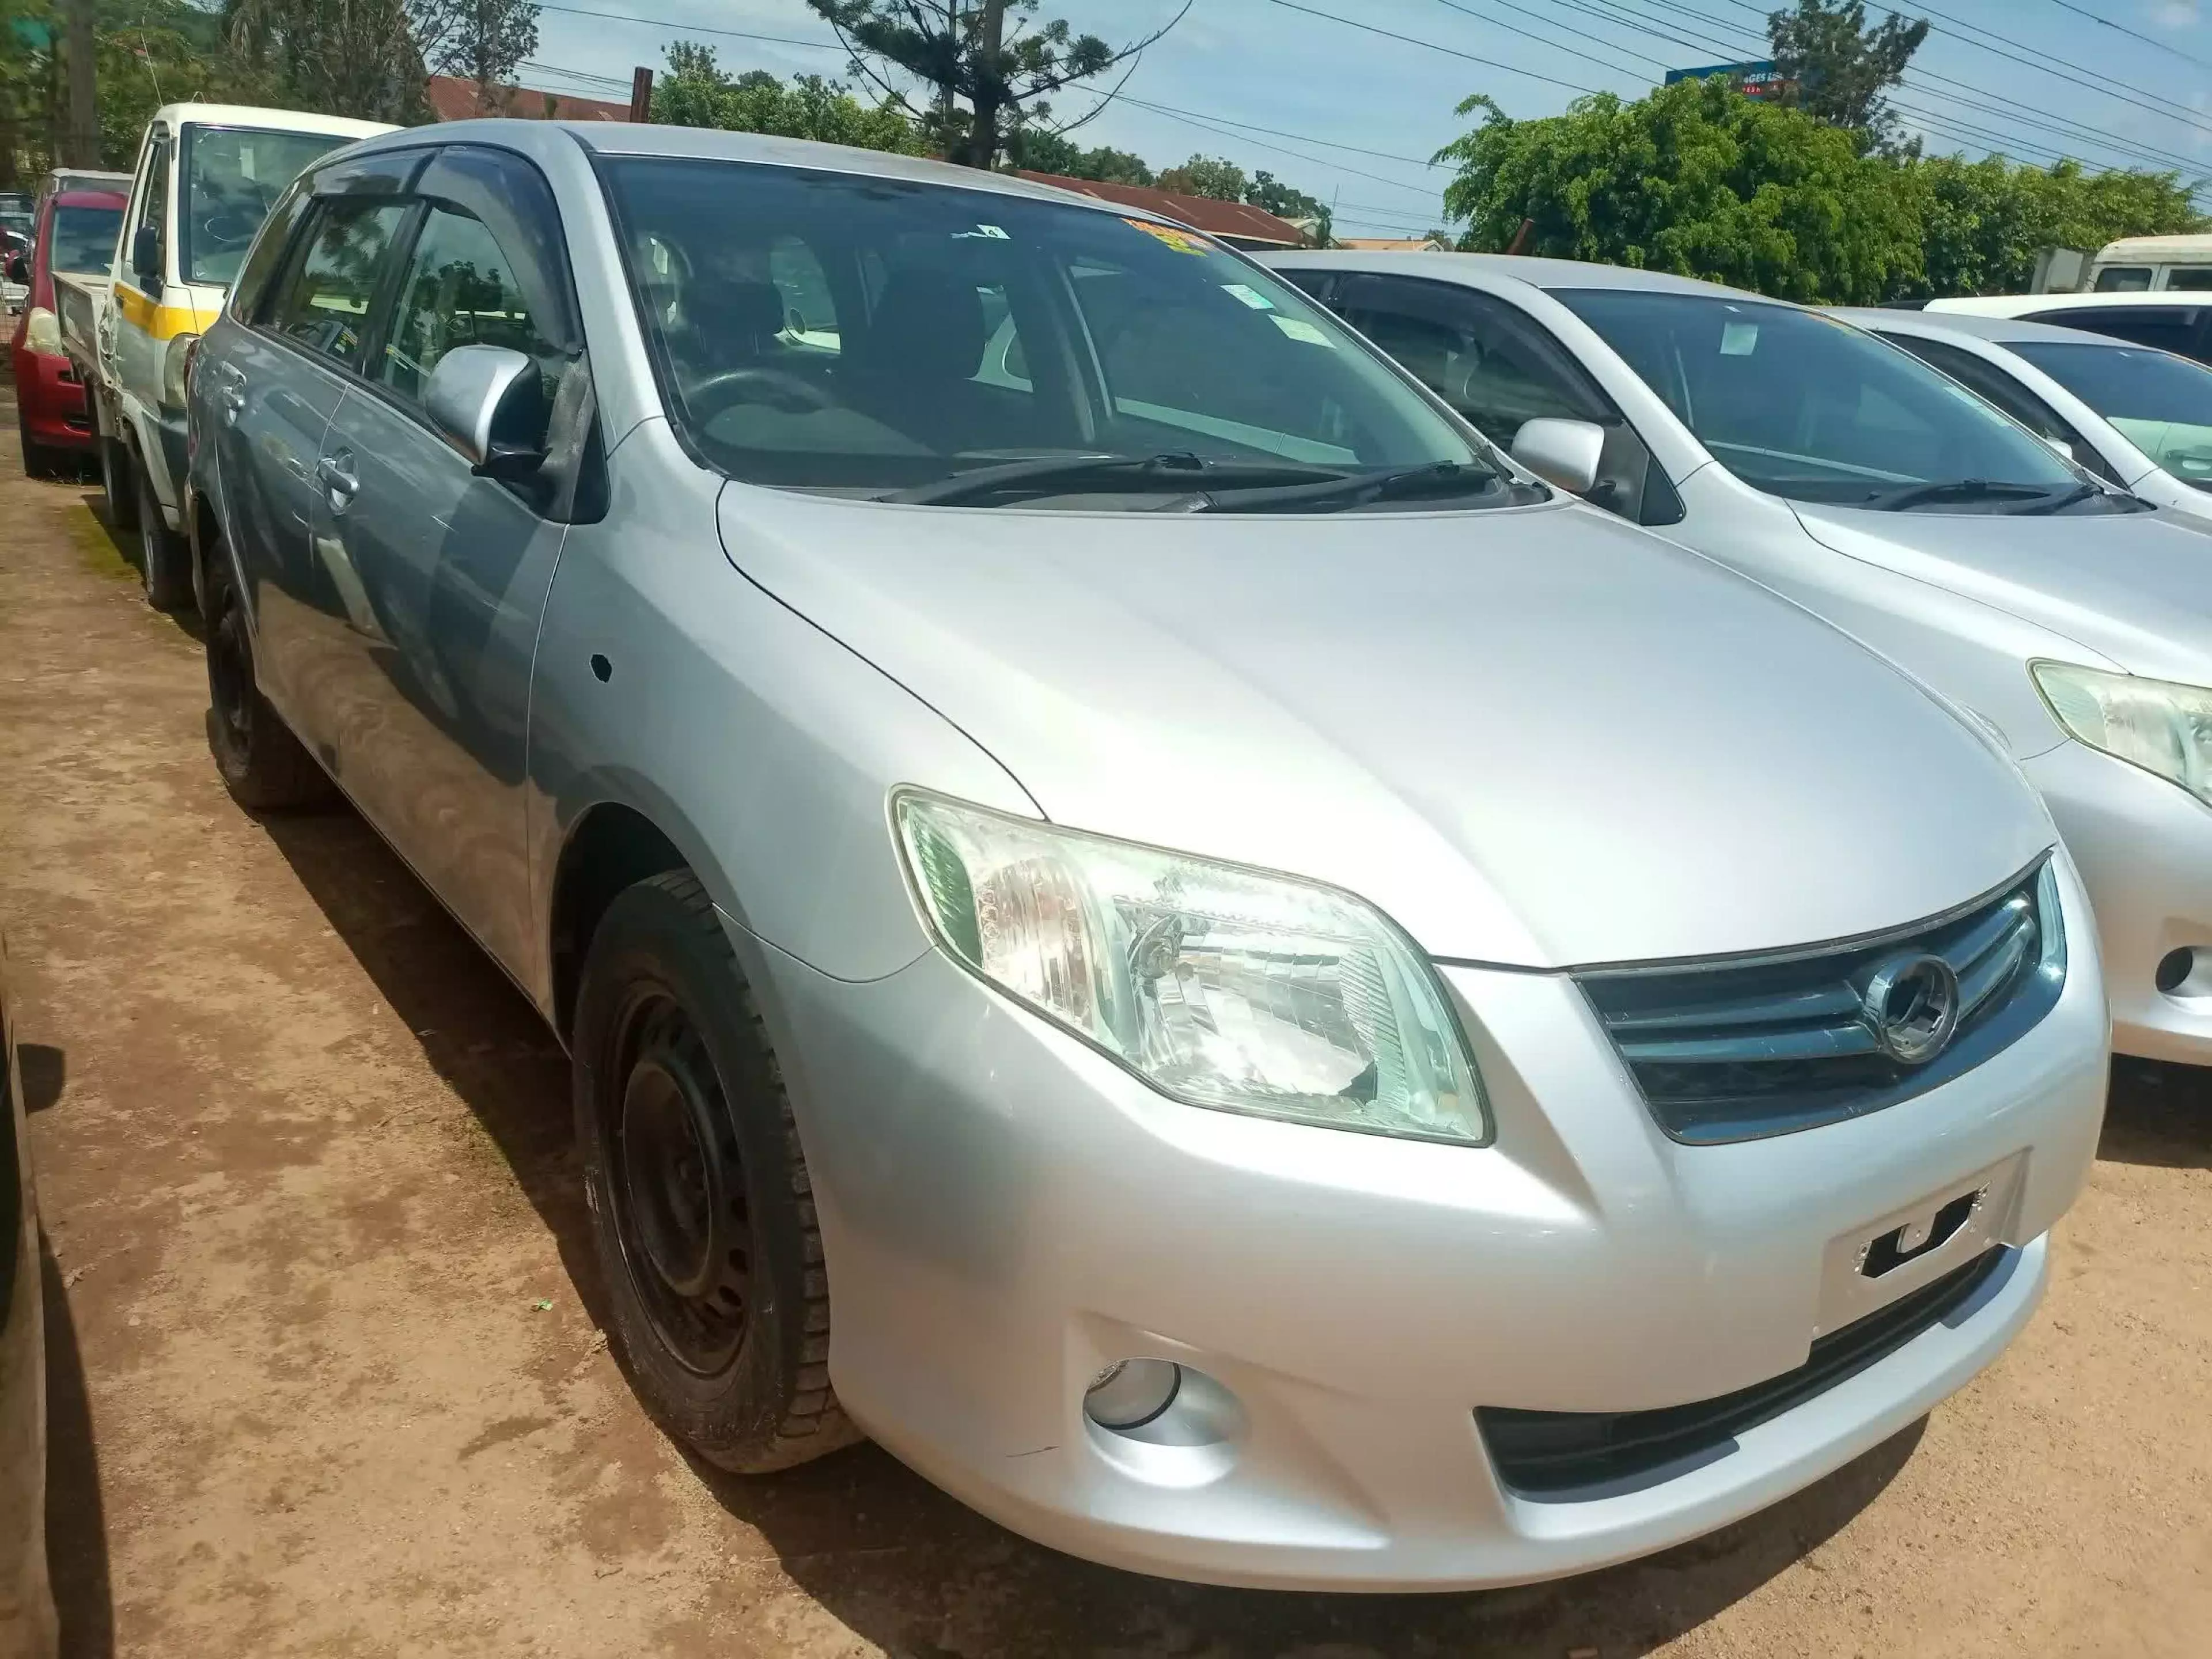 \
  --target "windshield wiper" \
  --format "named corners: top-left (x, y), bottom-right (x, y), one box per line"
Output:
top-left (888, 451), bottom-right (1353, 506)
top-left (2017, 482), bottom-right (2107, 514)
top-left (1194, 460), bottom-right (1506, 514)
top-left (1859, 478), bottom-right (2078, 512)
